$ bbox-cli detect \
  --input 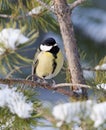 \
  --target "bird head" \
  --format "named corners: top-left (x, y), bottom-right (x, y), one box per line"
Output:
top-left (40, 37), bottom-right (58, 52)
